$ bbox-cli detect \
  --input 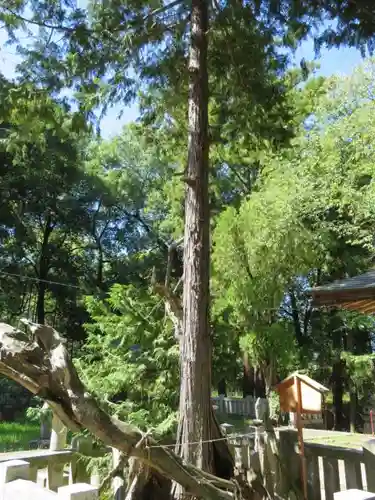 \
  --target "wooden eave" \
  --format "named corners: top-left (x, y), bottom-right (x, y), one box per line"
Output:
top-left (310, 271), bottom-right (375, 314)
